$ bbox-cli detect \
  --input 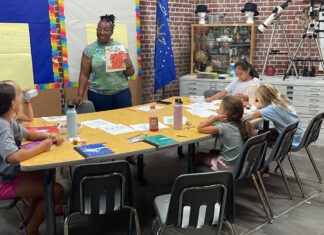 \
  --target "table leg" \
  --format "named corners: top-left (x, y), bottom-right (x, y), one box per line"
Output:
top-left (177, 146), bottom-right (185, 158)
top-left (263, 120), bottom-right (269, 131)
top-left (187, 143), bottom-right (196, 173)
top-left (137, 154), bottom-right (146, 183)
top-left (44, 169), bottom-right (56, 235)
